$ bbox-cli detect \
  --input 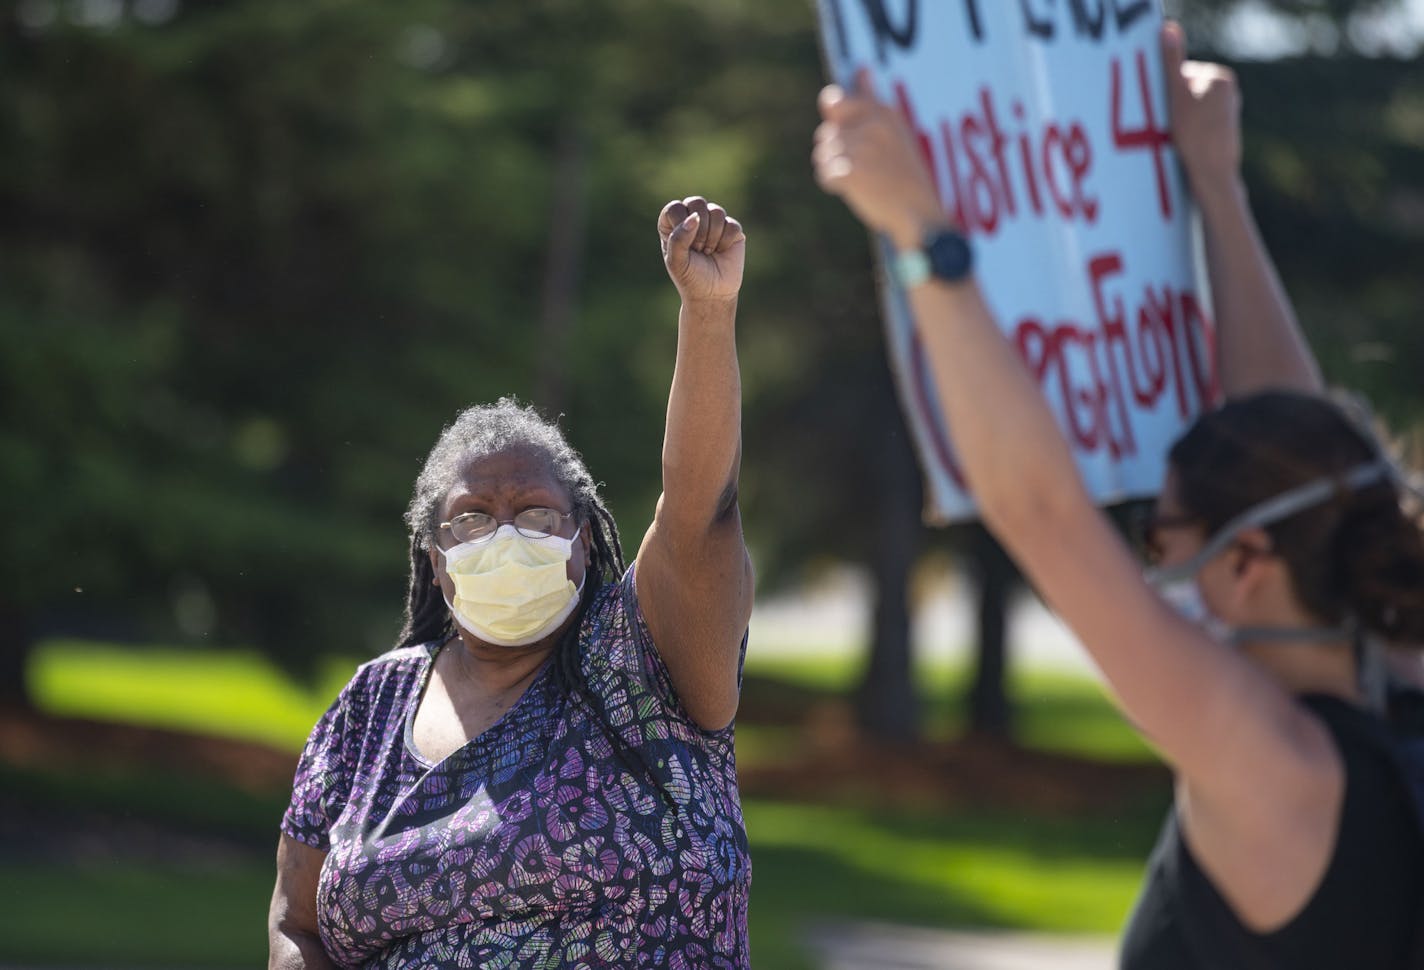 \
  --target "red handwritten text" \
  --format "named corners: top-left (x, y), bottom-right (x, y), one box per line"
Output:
top-left (1012, 250), bottom-right (1218, 459)
top-left (895, 82), bottom-right (1099, 238)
